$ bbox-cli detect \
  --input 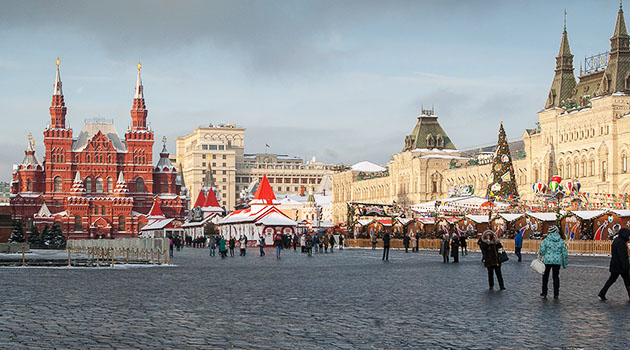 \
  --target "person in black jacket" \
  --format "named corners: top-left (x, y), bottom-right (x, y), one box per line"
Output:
top-left (598, 228), bottom-right (630, 300)
top-left (382, 232), bottom-right (391, 261)
top-left (450, 233), bottom-right (460, 263)
top-left (479, 230), bottom-right (505, 290)
top-left (403, 234), bottom-right (410, 253)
